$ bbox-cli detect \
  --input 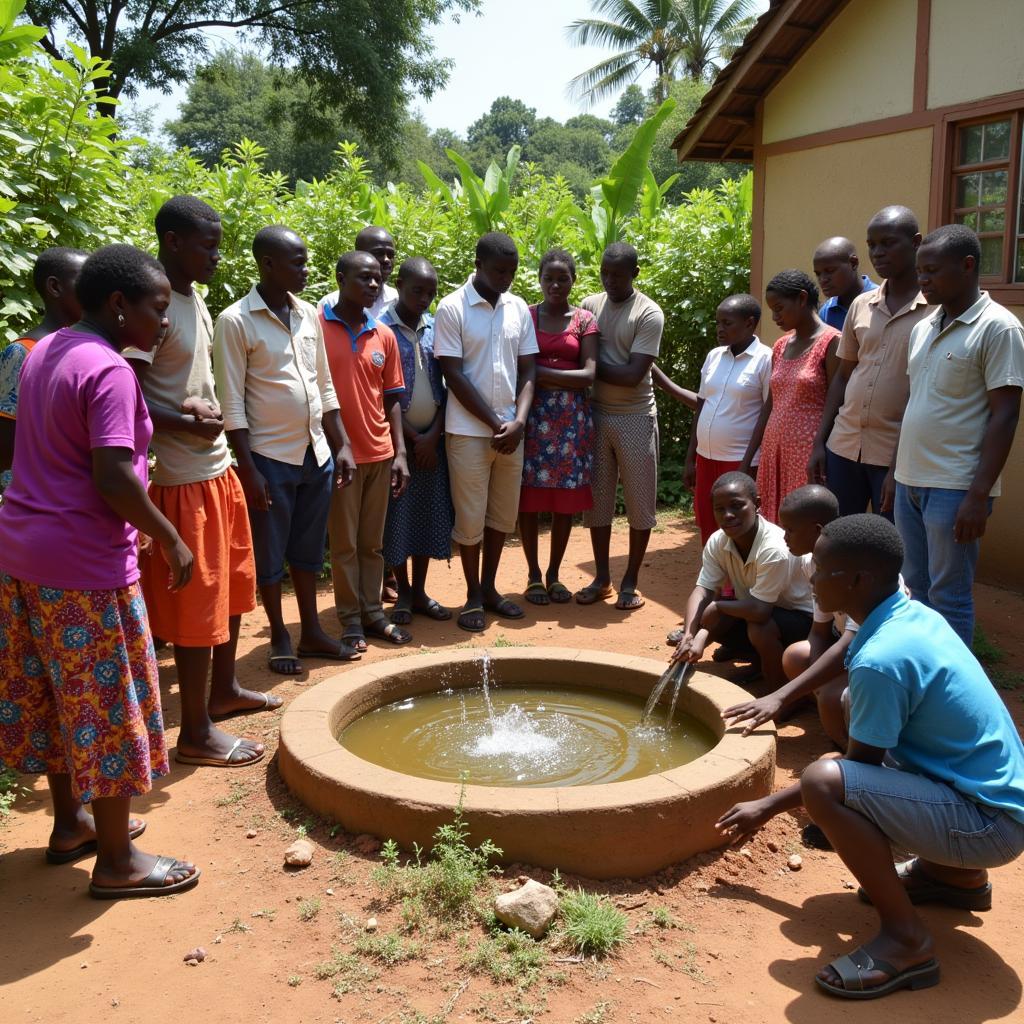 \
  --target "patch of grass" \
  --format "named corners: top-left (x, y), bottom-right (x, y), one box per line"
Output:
top-left (355, 931), bottom-right (422, 965)
top-left (401, 894), bottom-right (427, 933)
top-left (330, 849), bottom-right (352, 881)
top-left (465, 929), bottom-right (546, 986)
top-left (0, 768), bottom-right (27, 822)
top-left (287, 975), bottom-right (302, 988)
top-left (372, 802), bottom-right (502, 922)
top-left (990, 669), bottom-right (1024, 691)
top-left (973, 626), bottom-right (1006, 665)
top-left (575, 1001), bottom-right (614, 1024)
top-left (315, 949), bottom-right (380, 995)
top-left (214, 780), bottom-right (251, 808)
top-left (651, 906), bottom-right (675, 929)
top-left (297, 897), bottom-right (321, 922)
top-left (492, 634), bottom-right (527, 648)
top-left (226, 917), bottom-right (252, 935)
top-left (559, 888), bottom-right (628, 958)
